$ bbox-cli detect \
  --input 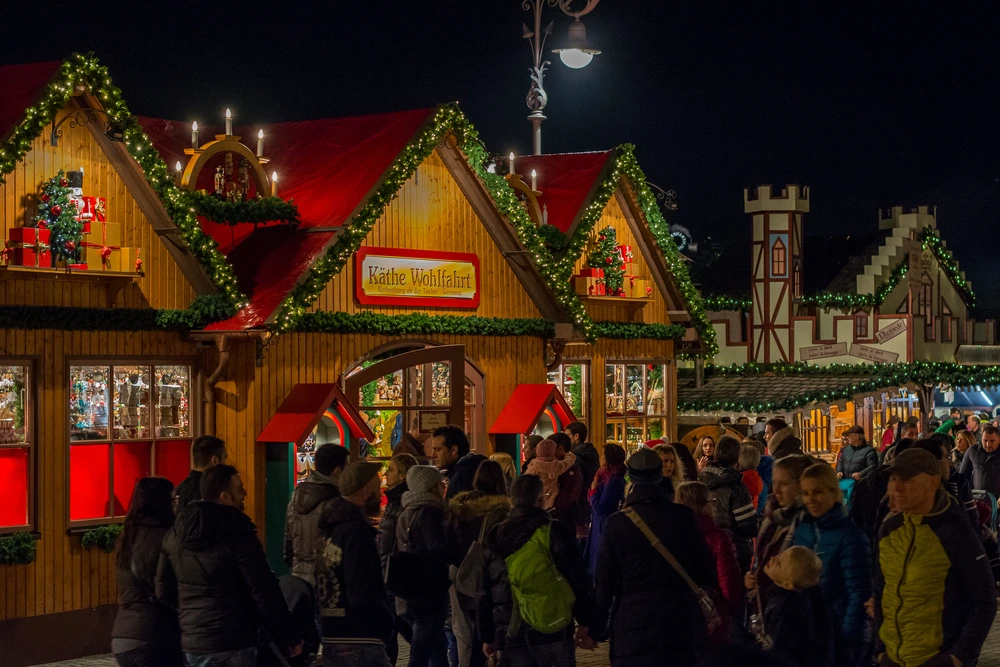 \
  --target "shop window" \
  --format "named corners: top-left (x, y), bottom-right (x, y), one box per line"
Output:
top-left (69, 363), bottom-right (192, 524)
top-left (771, 238), bottom-right (786, 277)
top-left (792, 262), bottom-right (802, 297)
top-left (604, 362), bottom-right (667, 453)
top-left (547, 363), bottom-right (589, 422)
top-left (0, 364), bottom-right (32, 532)
top-left (854, 310), bottom-right (868, 339)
